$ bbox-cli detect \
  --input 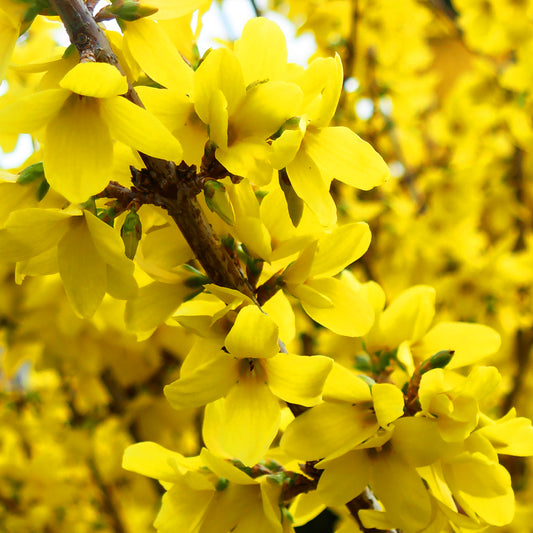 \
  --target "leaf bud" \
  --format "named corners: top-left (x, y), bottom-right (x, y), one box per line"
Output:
top-left (203, 180), bottom-right (235, 225)
top-left (103, 0), bottom-right (158, 21)
top-left (121, 207), bottom-right (142, 260)
top-left (17, 162), bottom-right (44, 185)
top-left (419, 349), bottom-right (455, 375)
